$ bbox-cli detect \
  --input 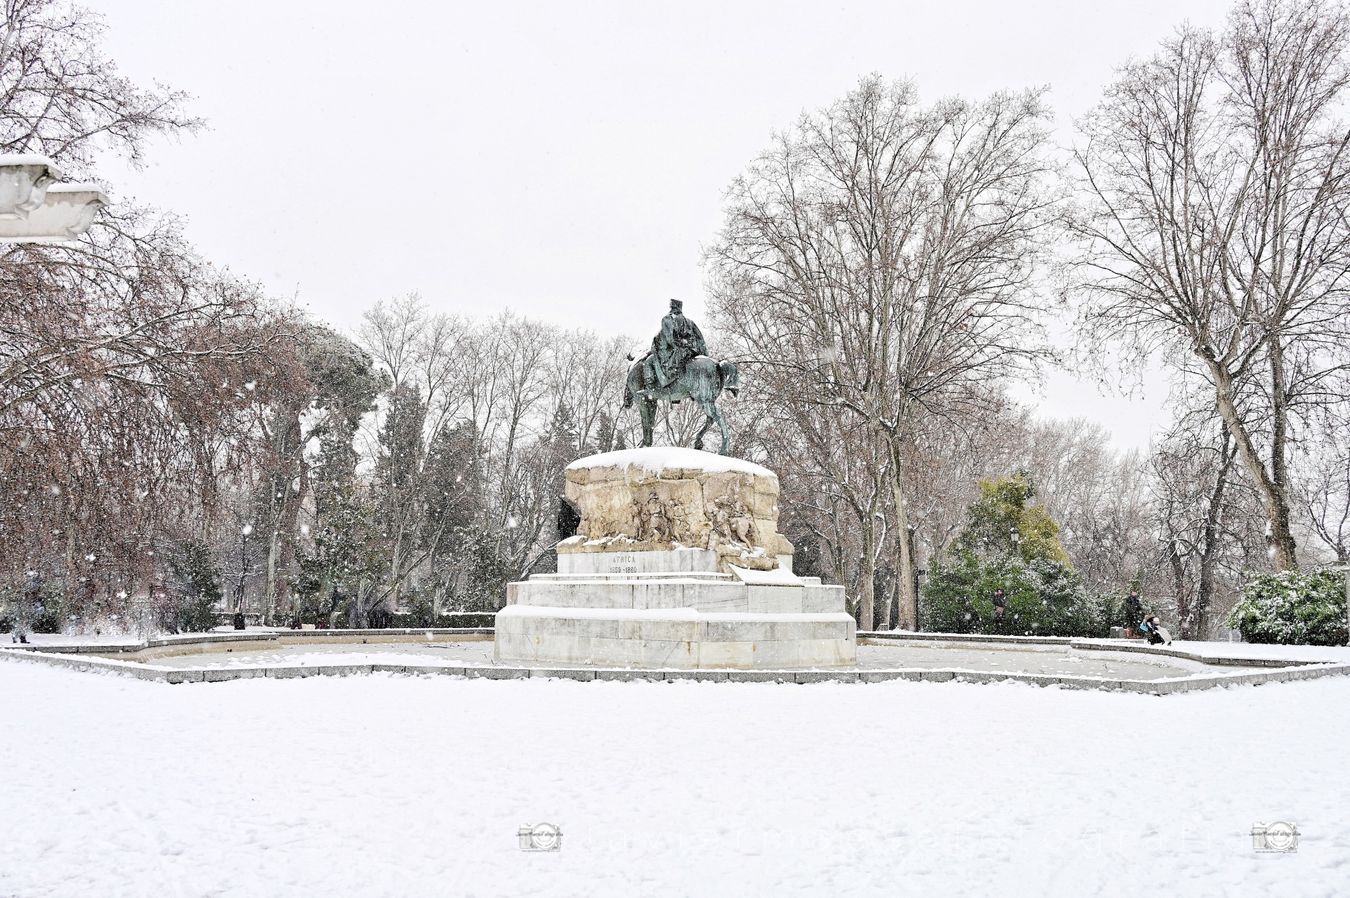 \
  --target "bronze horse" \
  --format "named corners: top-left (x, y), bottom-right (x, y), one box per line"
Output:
top-left (623, 354), bottom-right (740, 455)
